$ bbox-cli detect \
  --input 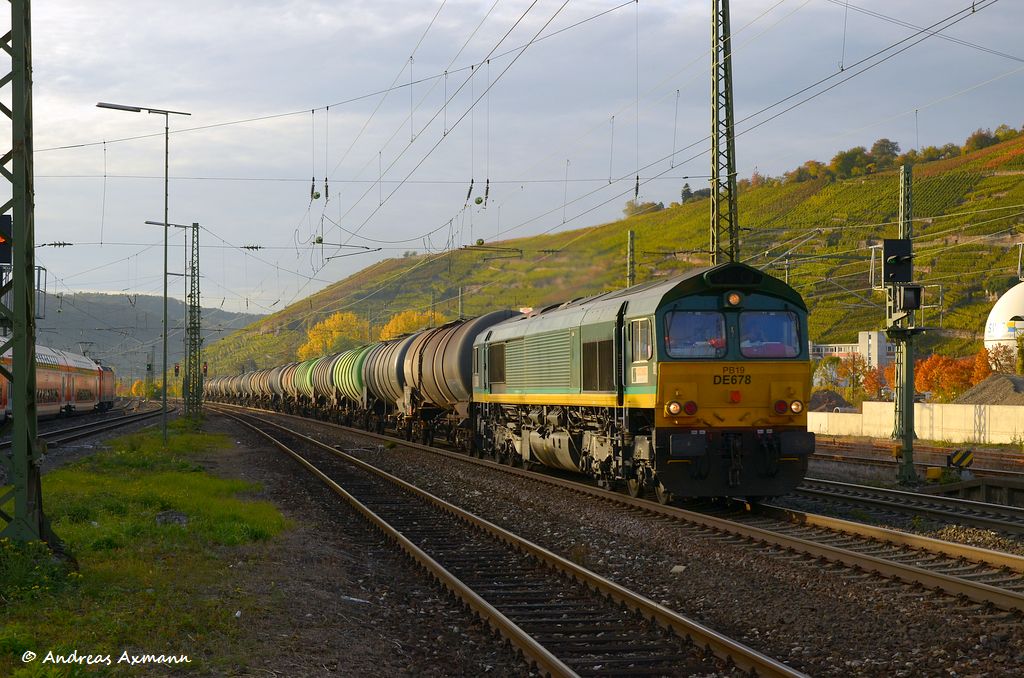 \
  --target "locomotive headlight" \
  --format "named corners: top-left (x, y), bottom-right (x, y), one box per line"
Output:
top-left (667, 400), bottom-right (683, 416)
top-left (790, 400), bottom-right (804, 414)
top-left (725, 291), bottom-right (743, 306)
